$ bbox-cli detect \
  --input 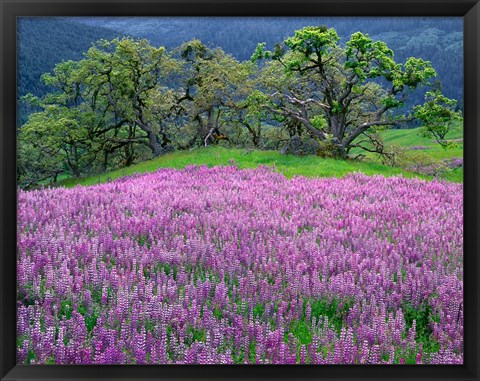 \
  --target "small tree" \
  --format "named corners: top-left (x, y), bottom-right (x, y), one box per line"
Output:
top-left (414, 90), bottom-right (463, 149)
